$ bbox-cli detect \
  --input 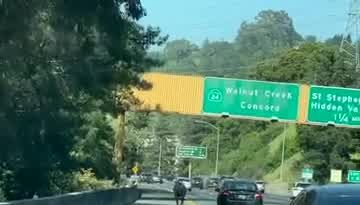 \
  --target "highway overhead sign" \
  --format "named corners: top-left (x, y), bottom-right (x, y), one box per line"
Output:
top-left (176, 146), bottom-right (207, 159)
top-left (302, 168), bottom-right (314, 180)
top-left (308, 86), bottom-right (360, 127)
top-left (203, 77), bottom-right (300, 121)
top-left (348, 170), bottom-right (360, 183)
